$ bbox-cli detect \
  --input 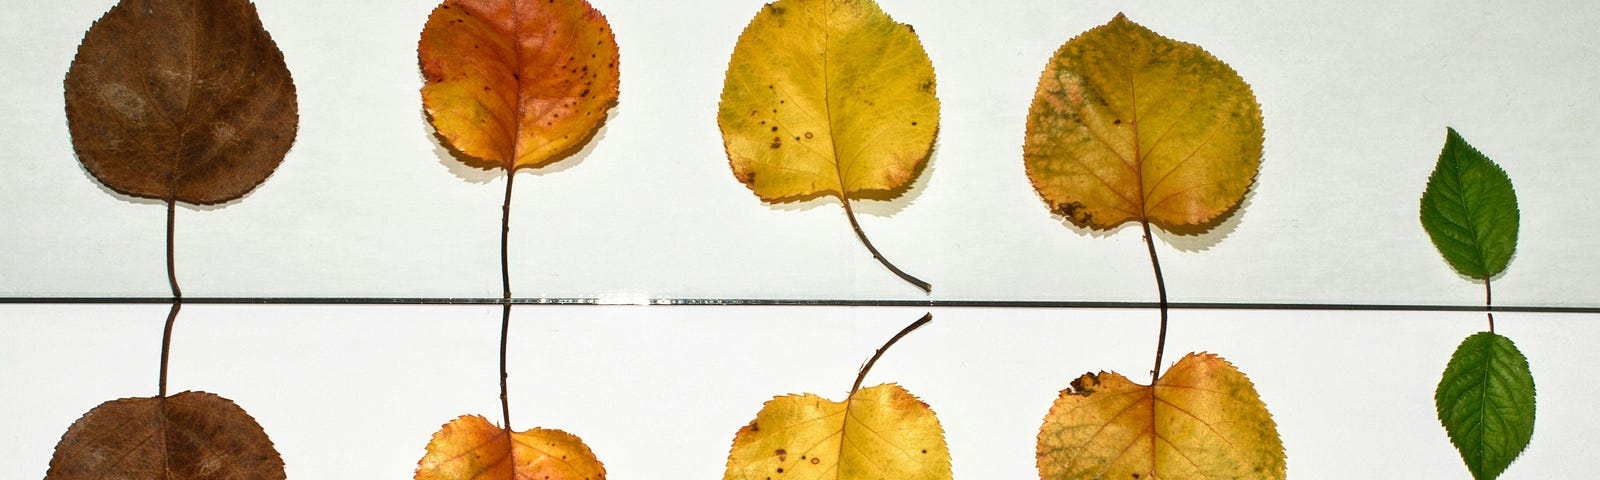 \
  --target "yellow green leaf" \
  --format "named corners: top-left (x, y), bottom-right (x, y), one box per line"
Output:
top-left (1038, 352), bottom-right (1284, 480)
top-left (718, 0), bottom-right (938, 202)
top-left (724, 383), bottom-right (950, 480)
top-left (1024, 13), bottom-right (1262, 230)
top-left (419, 0), bottom-right (620, 171)
top-left (716, 0), bottom-right (940, 292)
top-left (416, 414), bottom-right (605, 480)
